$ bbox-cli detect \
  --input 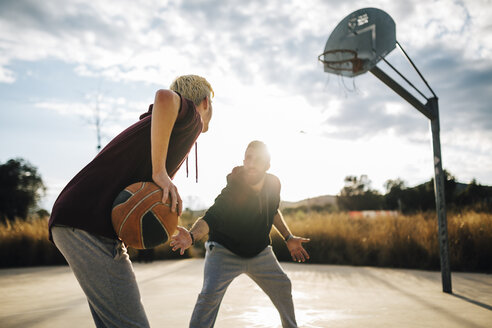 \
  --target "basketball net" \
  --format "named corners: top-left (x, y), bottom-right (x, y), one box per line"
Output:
top-left (318, 49), bottom-right (364, 74)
